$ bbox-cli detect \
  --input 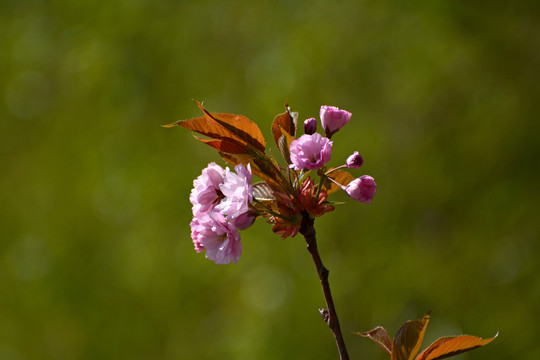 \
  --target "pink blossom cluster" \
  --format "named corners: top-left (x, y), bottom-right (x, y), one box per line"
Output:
top-left (290, 105), bottom-right (377, 204)
top-left (183, 103), bottom-right (376, 262)
top-left (189, 162), bottom-right (254, 264)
